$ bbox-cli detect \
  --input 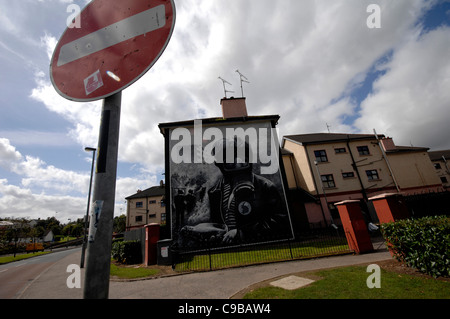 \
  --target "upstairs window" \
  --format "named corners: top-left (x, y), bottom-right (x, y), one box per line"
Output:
top-left (136, 201), bottom-right (143, 208)
top-left (321, 174), bottom-right (336, 188)
top-left (335, 147), bottom-right (346, 154)
top-left (357, 146), bottom-right (370, 156)
top-left (342, 172), bottom-right (355, 178)
top-left (314, 150), bottom-right (328, 163)
top-left (366, 169), bottom-right (379, 180)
